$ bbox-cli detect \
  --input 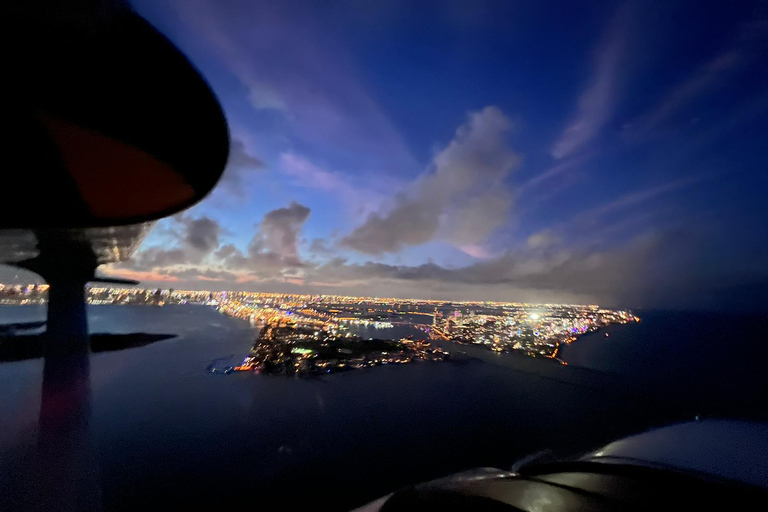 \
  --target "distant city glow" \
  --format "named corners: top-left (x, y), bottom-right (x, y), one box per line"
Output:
top-left (0, 284), bottom-right (637, 370)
